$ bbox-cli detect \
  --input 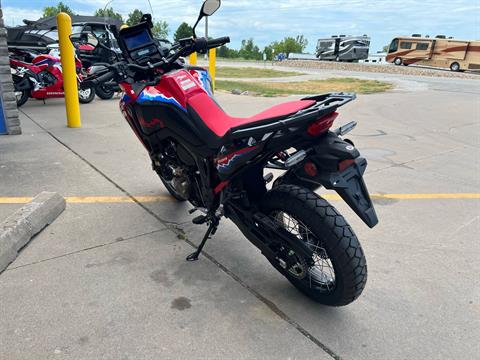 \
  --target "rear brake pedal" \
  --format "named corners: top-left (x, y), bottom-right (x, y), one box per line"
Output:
top-left (192, 215), bottom-right (207, 225)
